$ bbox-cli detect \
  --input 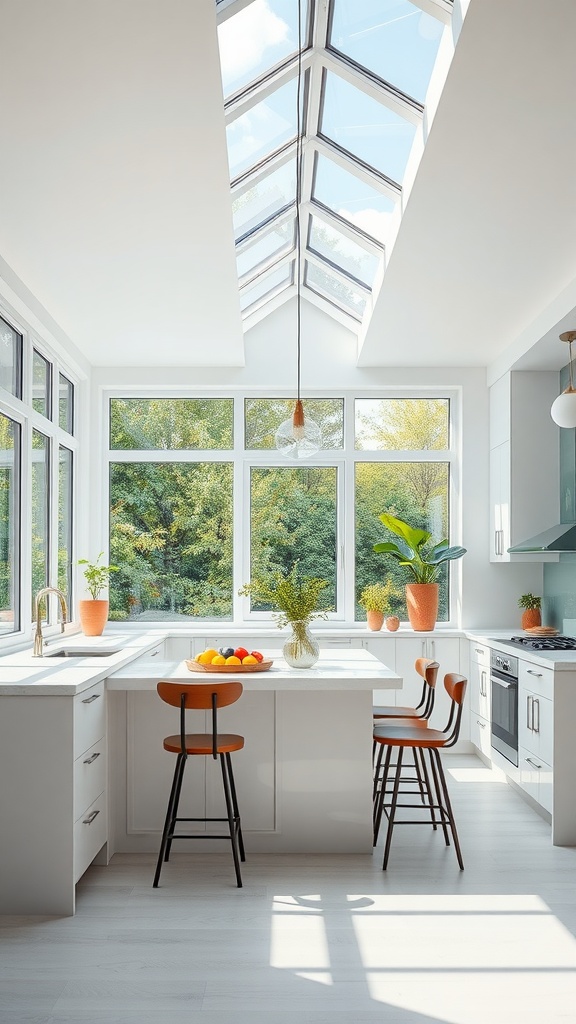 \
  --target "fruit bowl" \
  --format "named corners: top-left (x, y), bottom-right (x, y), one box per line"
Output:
top-left (186, 658), bottom-right (274, 674)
